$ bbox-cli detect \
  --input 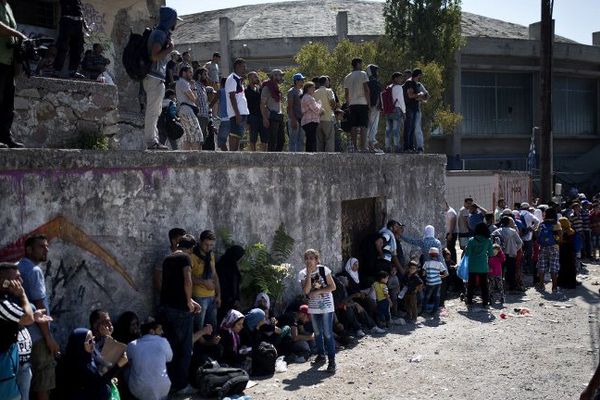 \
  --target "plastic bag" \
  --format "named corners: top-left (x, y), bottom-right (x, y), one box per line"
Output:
top-left (457, 255), bottom-right (469, 281)
top-left (274, 356), bottom-right (287, 373)
top-left (109, 380), bottom-right (121, 400)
